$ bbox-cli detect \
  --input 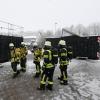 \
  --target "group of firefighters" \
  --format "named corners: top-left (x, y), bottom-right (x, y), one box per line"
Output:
top-left (9, 42), bottom-right (28, 78)
top-left (9, 39), bottom-right (73, 91)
